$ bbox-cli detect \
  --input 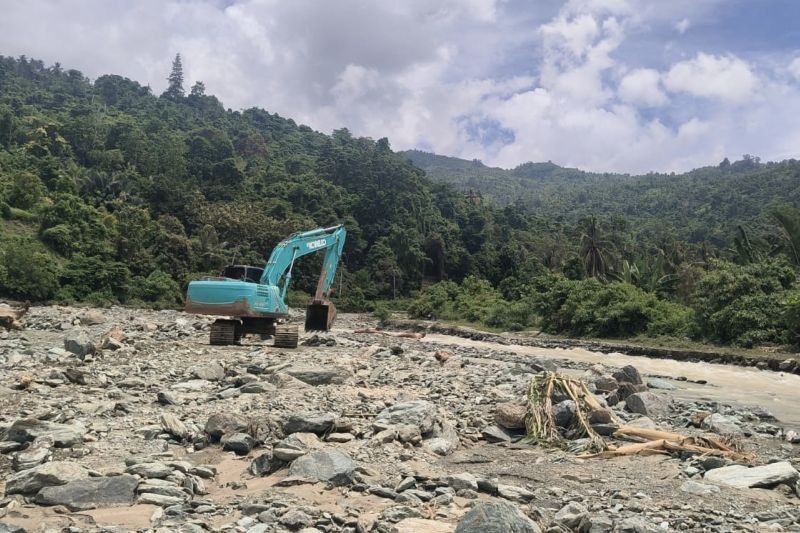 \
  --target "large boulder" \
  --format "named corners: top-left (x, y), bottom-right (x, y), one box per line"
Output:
top-left (283, 412), bottom-right (336, 435)
top-left (376, 400), bottom-right (436, 434)
top-left (285, 365), bottom-right (351, 385)
top-left (274, 432), bottom-right (323, 461)
top-left (701, 413), bottom-right (743, 436)
top-left (704, 461), bottom-right (799, 489)
top-left (613, 365), bottom-right (643, 385)
top-left (4, 419), bottom-right (85, 448)
top-left (64, 330), bottom-right (95, 358)
top-left (625, 392), bottom-right (669, 417)
top-left (455, 501), bottom-right (541, 533)
top-left (189, 362), bottom-right (225, 381)
top-left (495, 402), bottom-right (527, 430)
top-left (34, 474), bottom-right (138, 510)
top-left (5, 462), bottom-right (89, 495)
top-left (205, 413), bottom-right (250, 442)
top-left (554, 502), bottom-right (589, 529)
top-left (287, 448), bottom-right (356, 486)
top-left (552, 400), bottom-right (577, 428)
